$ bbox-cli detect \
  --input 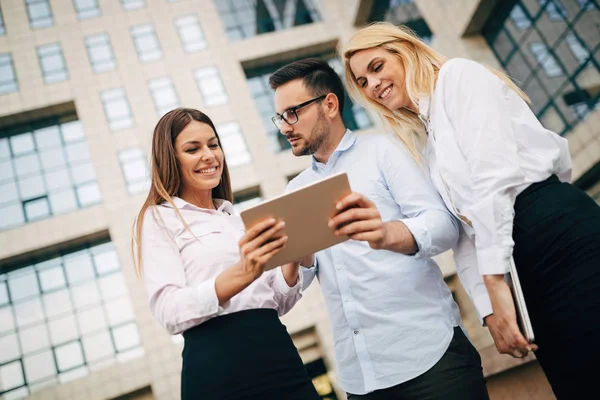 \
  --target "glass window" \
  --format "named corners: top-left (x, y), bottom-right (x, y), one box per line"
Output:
top-left (148, 77), bottom-right (180, 117)
top-left (73, 0), bottom-right (100, 20)
top-left (0, 361), bottom-right (25, 394)
top-left (483, 1), bottom-right (600, 136)
top-left (244, 55), bottom-right (372, 152)
top-left (538, 0), bottom-right (566, 21)
top-left (510, 5), bottom-right (531, 30)
top-left (194, 66), bottom-right (228, 107)
top-left (175, 15), bottom-right (207, 52)
top-left (233, 188), bottom-right (263, 213)
top-left (576, 0), bottom-right (596, 10)
top-left (215, 122), bottom-right (252, 168)
top-left (130, 23), bottom-right (162, 63)
top-left (366, 0), bottom-right (432, 42)
top-left (100, 88), bottom-right (134, 131)
top-left (25, 0), bottom-right (54, 29)
top-left (0, 5), bottom-right (6, 36)
top-left (530, 43), bottom-right (563, 77)
top-left (0, 118), bottom-right (101, 230)
top-left (37, 43), bottom-right (68, 84)
top-left (565, 33), bottom-right (590, 66)
top-left (0, 53), bottom-right (19, 95)
top-left (118, 147), bottom-right (149, 194)
top-left (85, 33), bottom-right (117, 73)
top-left (0, 241), bottom-right (143, 398)
top-left (121, 0), bottom-right (145, 10)
top-left (214, 0), bottom-right (321, 41)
